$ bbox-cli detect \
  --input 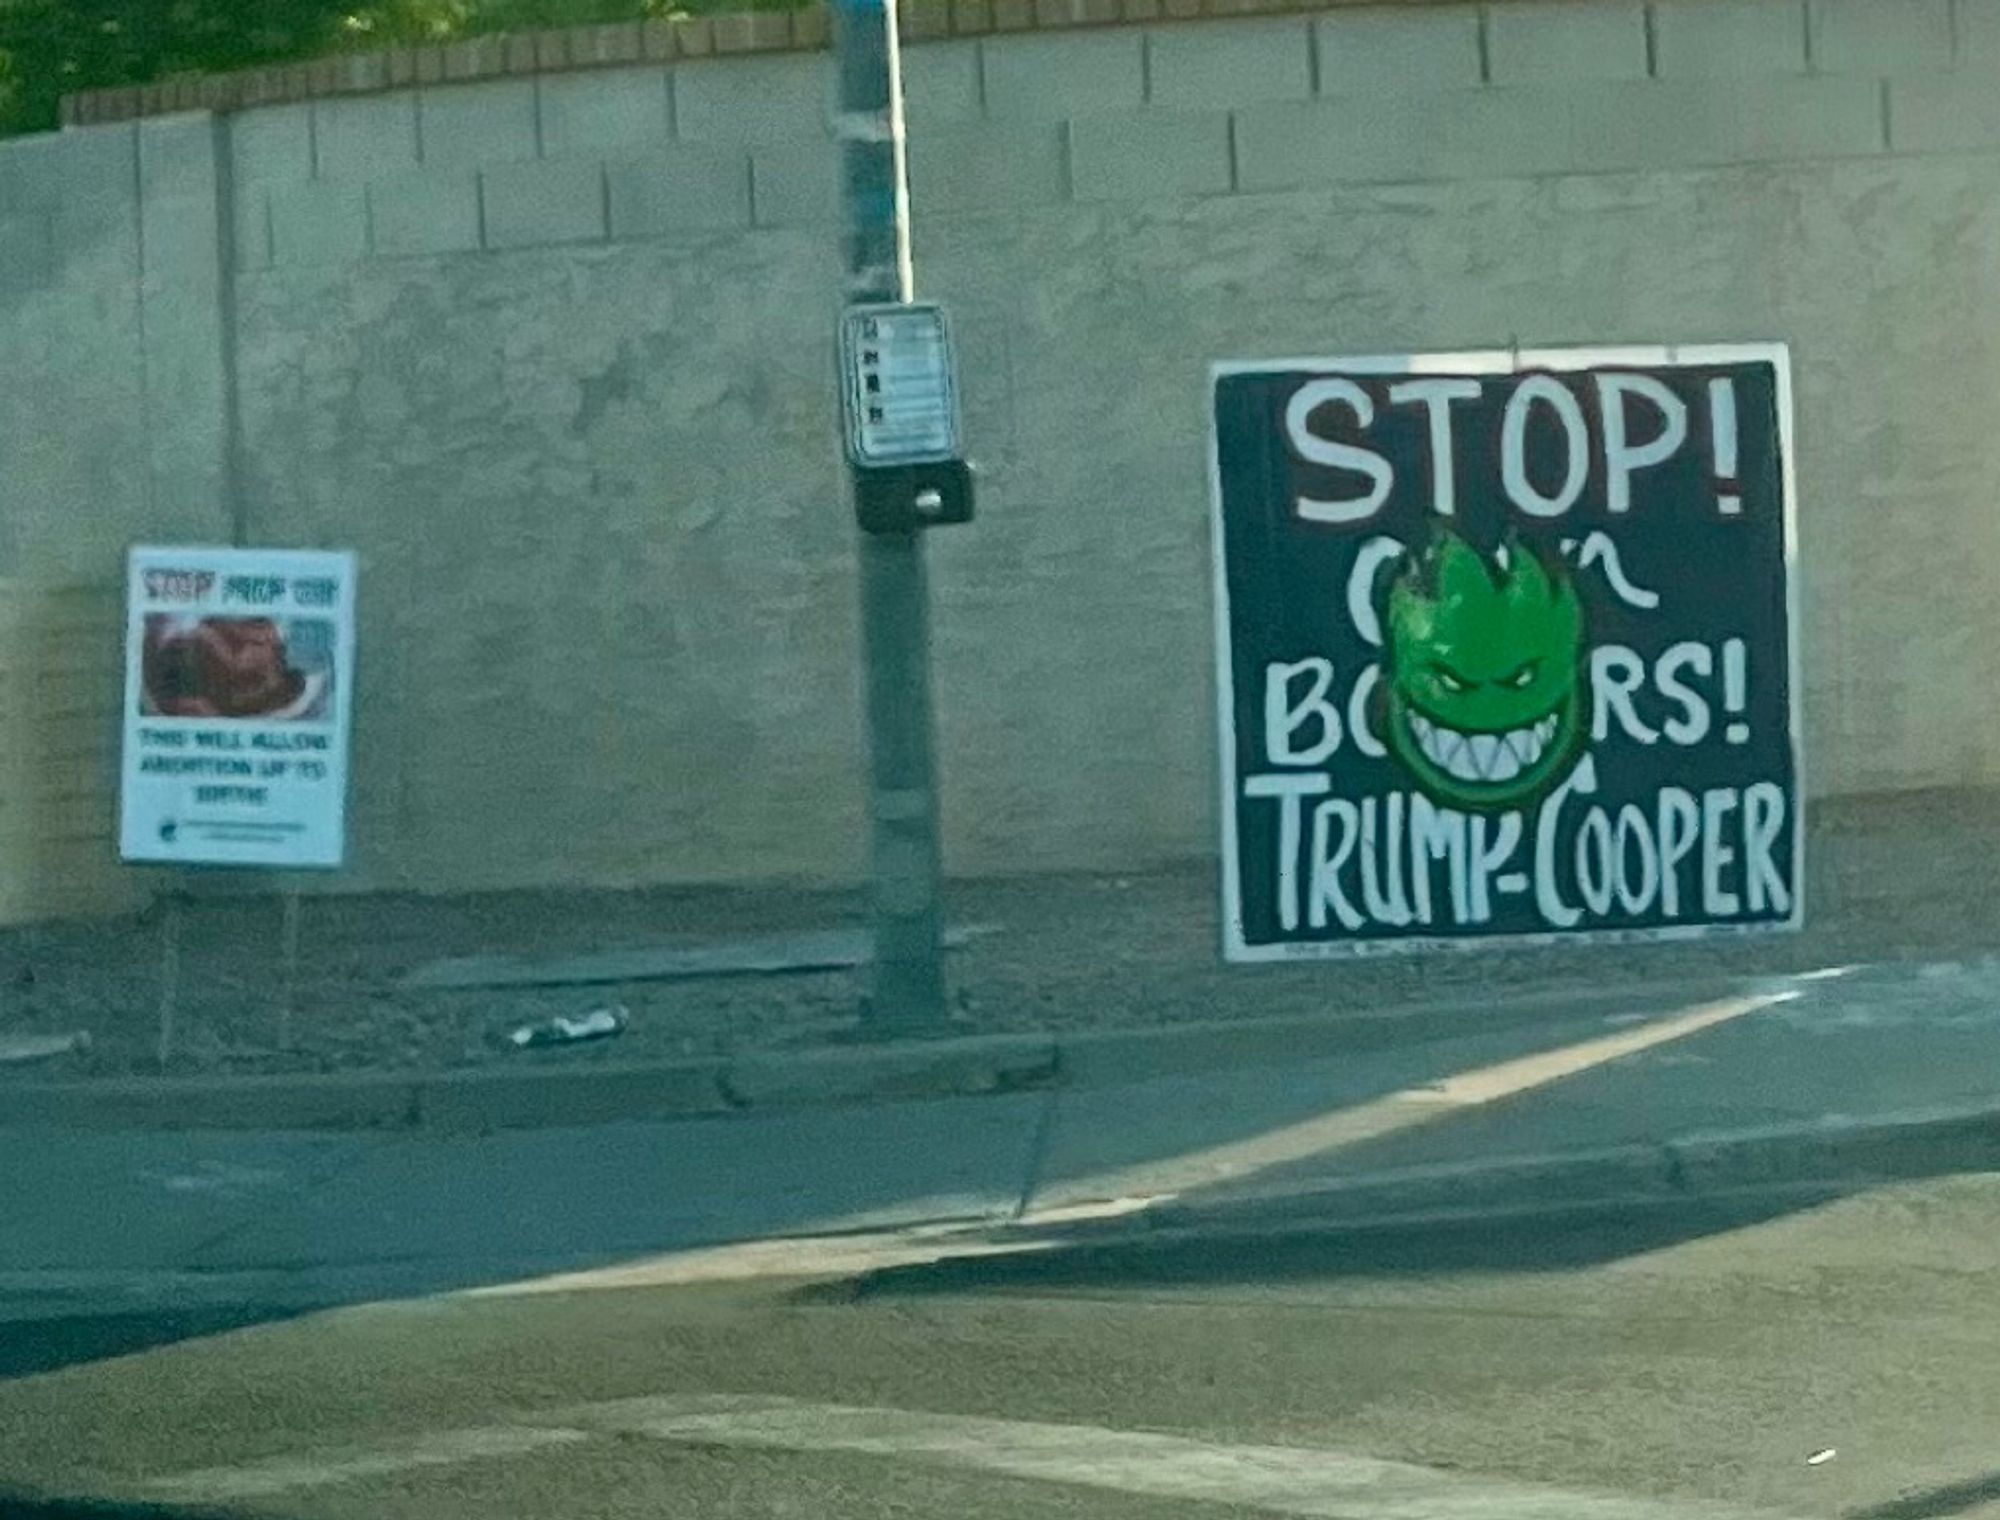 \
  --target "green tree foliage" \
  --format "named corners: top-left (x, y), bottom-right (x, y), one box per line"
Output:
top-left (0, 0), bottom-right (701, 137)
